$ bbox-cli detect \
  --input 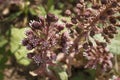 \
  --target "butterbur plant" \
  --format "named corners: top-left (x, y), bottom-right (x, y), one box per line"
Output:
top-left (22, 0), bottom-right (120, 80)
